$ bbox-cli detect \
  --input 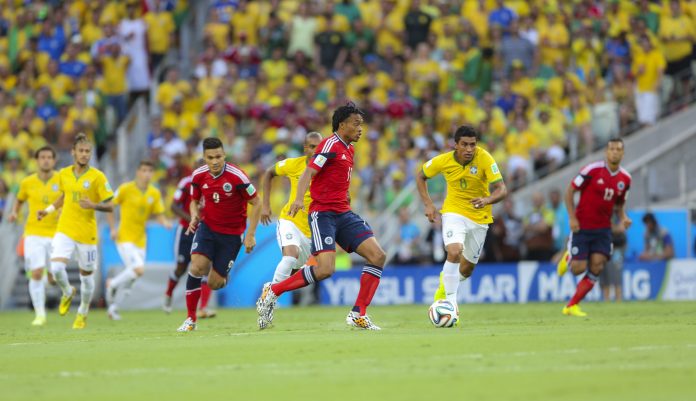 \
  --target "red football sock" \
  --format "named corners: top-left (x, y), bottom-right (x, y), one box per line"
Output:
top-left (567, 275), bottom-right (596, 307)
top-left (199, 281), bottom-right (211, 309)
top-left (354, 265), bottom-right (383, 316)
top-left (271, 266), bottom-right (315, 296)
top-left (165, 277), bottom-right (178, 297)
top-left (185, 289), bottom-right (201, 321)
